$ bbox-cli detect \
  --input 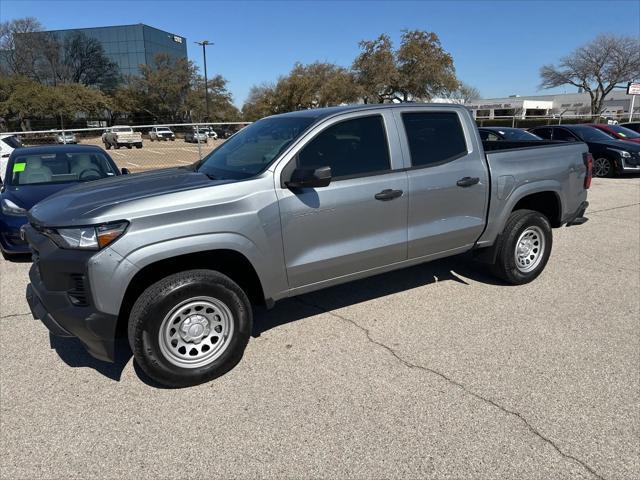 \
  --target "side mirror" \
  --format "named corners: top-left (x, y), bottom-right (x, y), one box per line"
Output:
top-left (121, 167), bottom-right (131, 175)
top-left (286, 166), bottom-right (332, 189)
